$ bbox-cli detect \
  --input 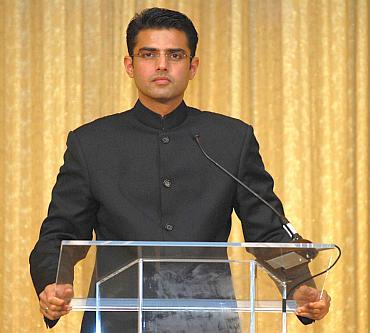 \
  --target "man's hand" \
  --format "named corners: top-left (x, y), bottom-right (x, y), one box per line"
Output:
top-left (39, 283), bottom-right (74, 320)
top-left (293, 285), bottom-right (331, 320)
